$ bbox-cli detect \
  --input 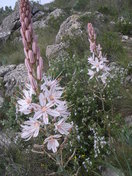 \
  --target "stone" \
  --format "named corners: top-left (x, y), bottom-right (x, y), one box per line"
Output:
top-left (0, 1), bottom-right (44, 41)
top-left (125, 75), bottom-right (132, 85)
top-left (3, 64), bottom-right (27, 96)
top-left (46, 8), bottom-right (64, 21)
top-left (55, 15), bottom-right (82, 43)
top-left (122, 35), bottom-right (129, 41)
top-left (125, 115), bottom-right (132, 127)
top-left (0, 96), bottom-right (4, 108)
top-left (102, 167), bottom-right (125, 176)
top-left (33, 8), bottom-right (64, 29)
top-left (0, 65), bottom-right (16, 77)
top-left (46, 42), bottom-right (69, 59)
